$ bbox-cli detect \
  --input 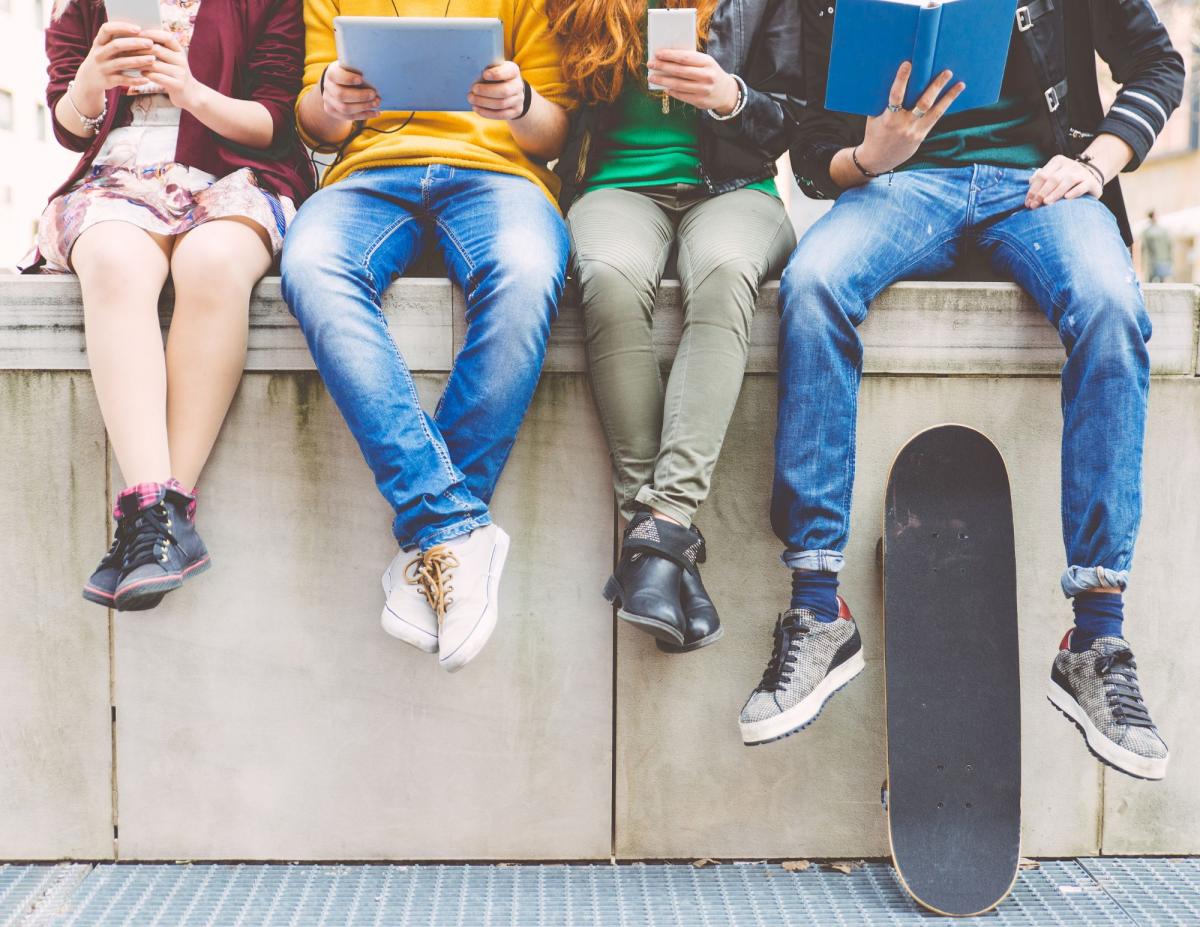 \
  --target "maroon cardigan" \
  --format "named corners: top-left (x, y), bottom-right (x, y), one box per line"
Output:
top-left (38, 0), bottom-right (314, 240)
